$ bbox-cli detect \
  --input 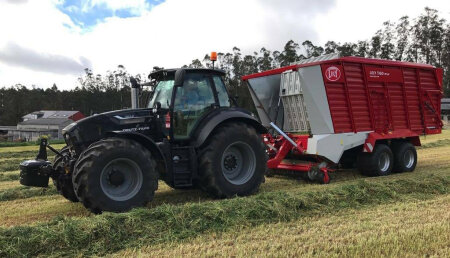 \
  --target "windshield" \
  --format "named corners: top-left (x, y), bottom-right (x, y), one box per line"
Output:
top-left (148, 79), bottom-right (174, 108)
